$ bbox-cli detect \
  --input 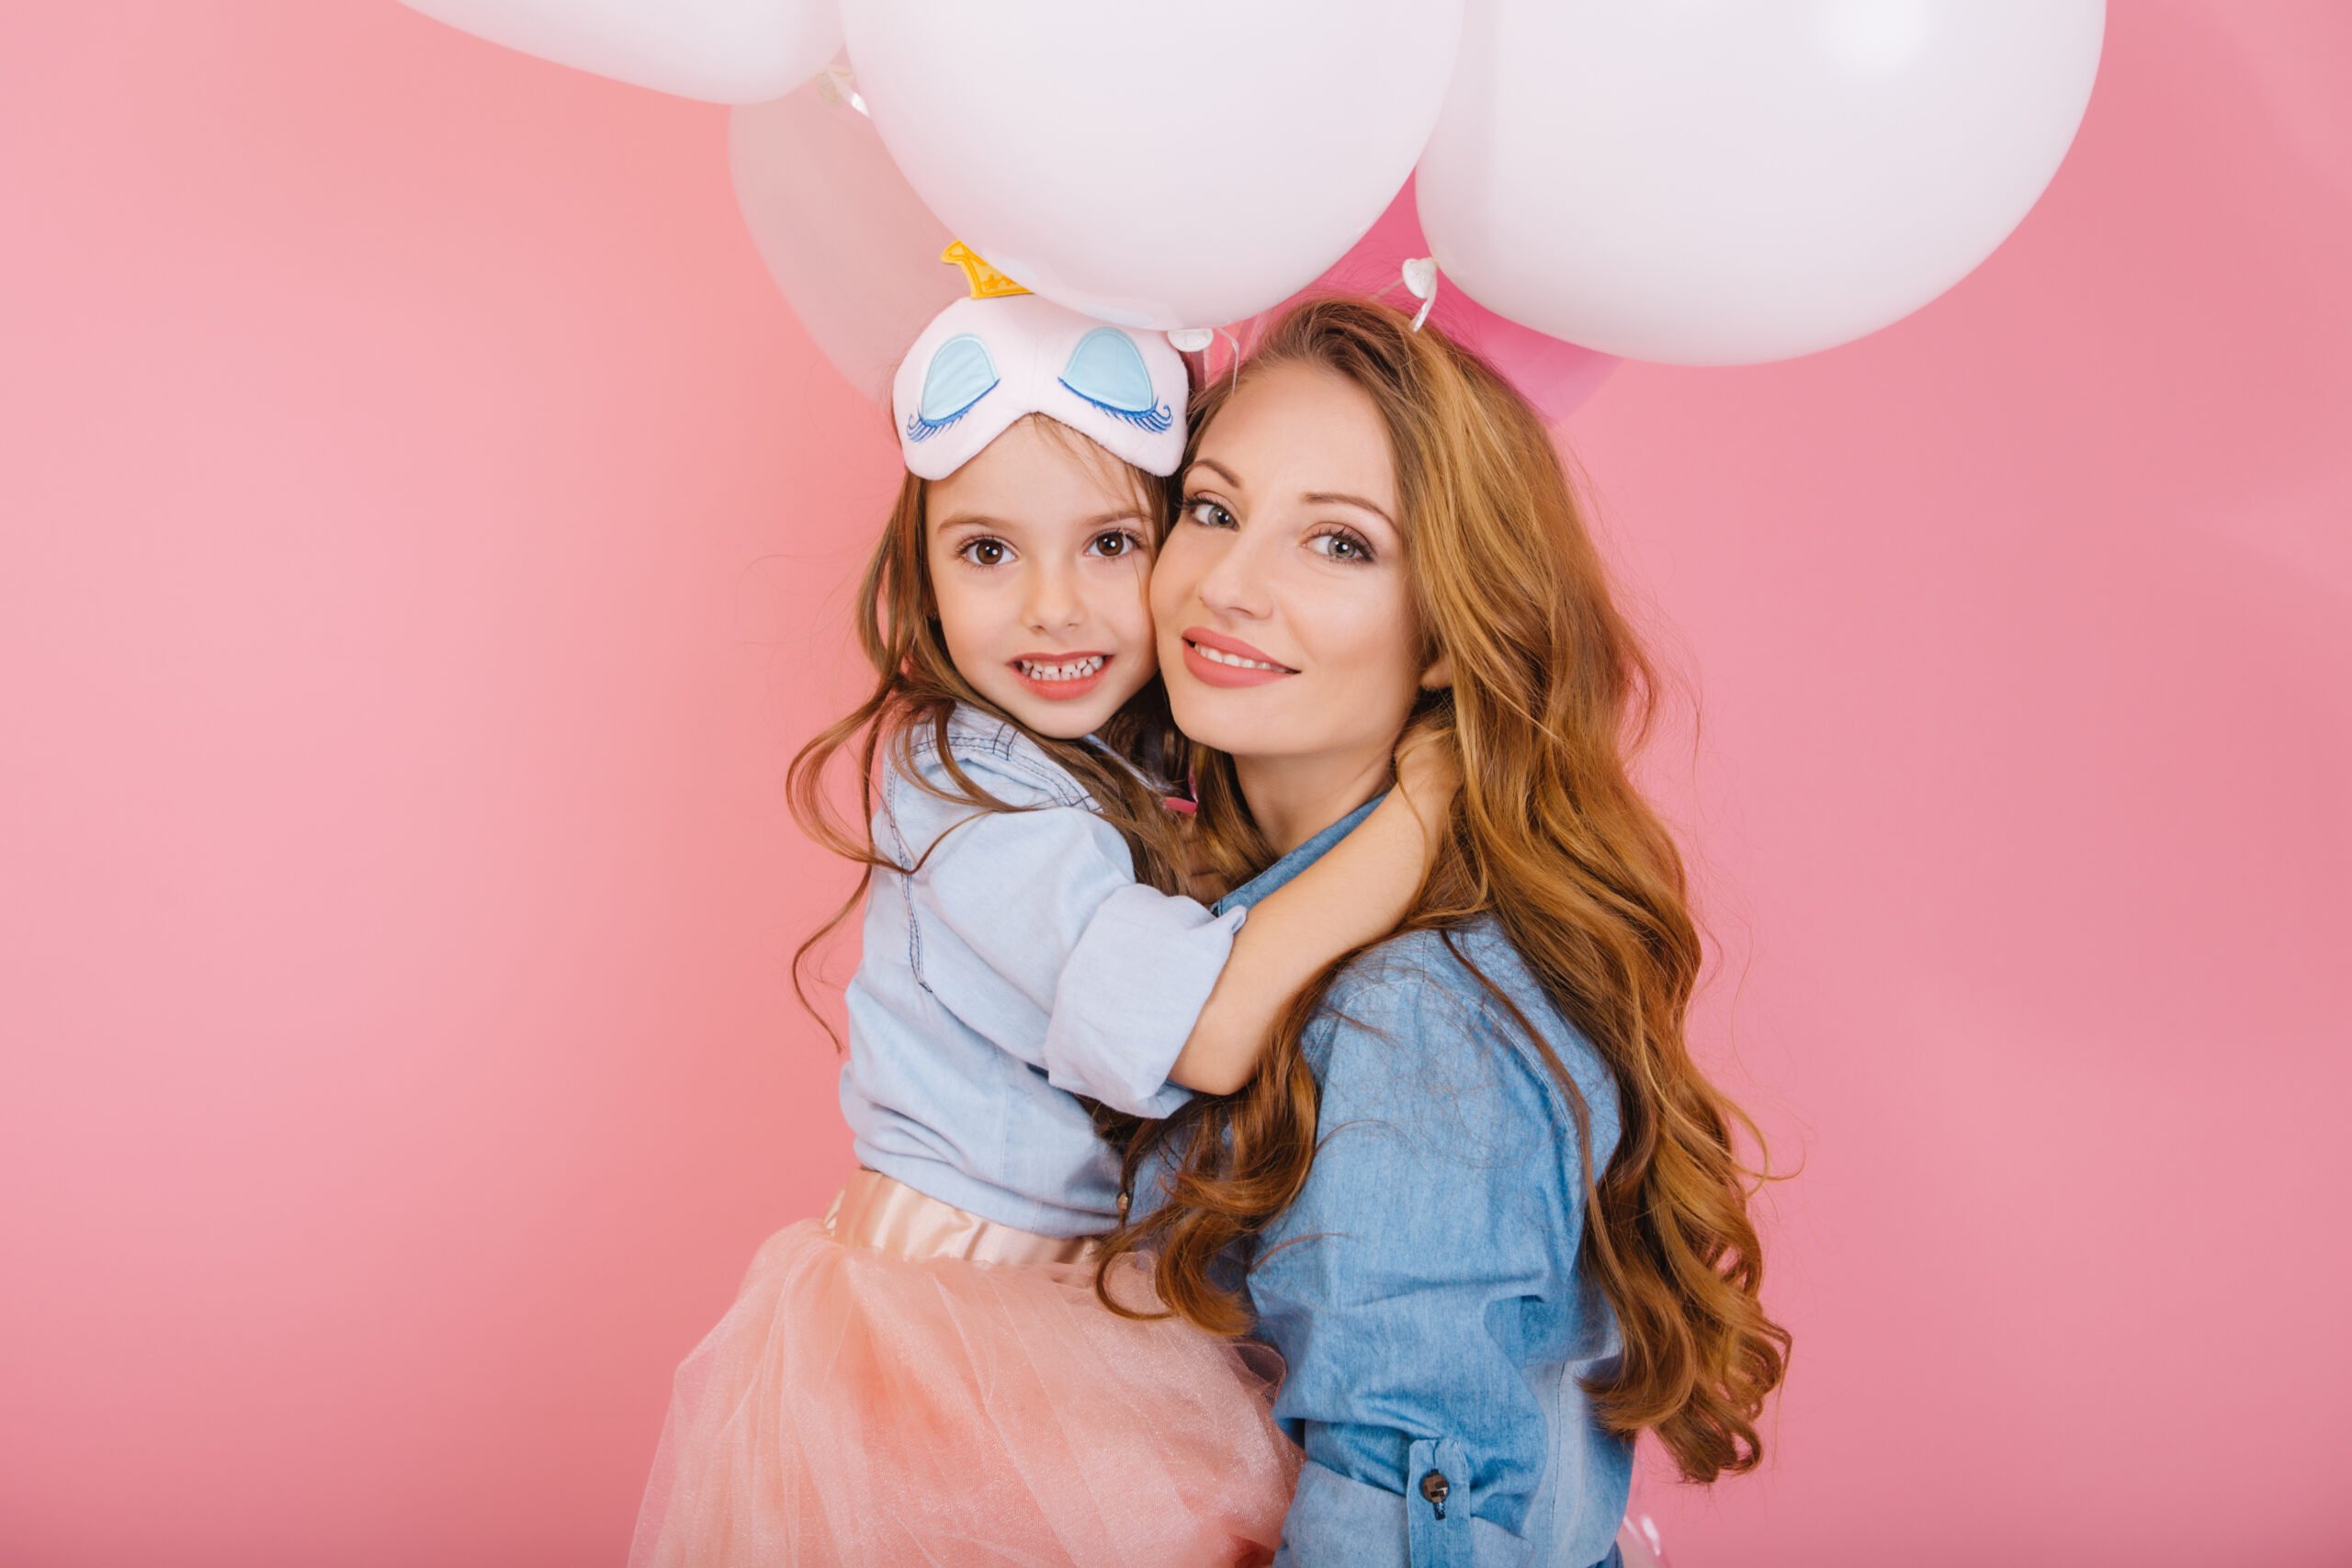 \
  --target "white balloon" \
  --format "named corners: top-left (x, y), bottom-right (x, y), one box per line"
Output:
top-left (400, 0), bottom-right (842, 105)
top-left (839, 0), bottom-right (1465, 330)
top-left (729, 85), bottom-right (964, 405)
top-left (1416, 0), bottom-right (2105, 365)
